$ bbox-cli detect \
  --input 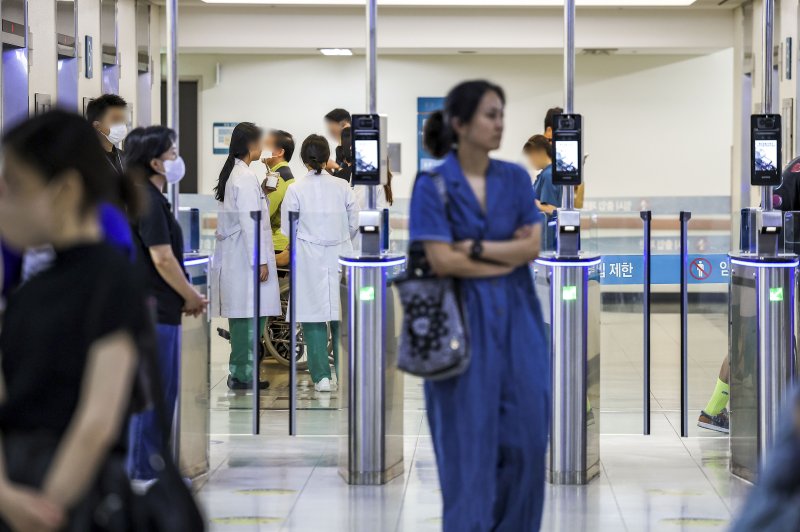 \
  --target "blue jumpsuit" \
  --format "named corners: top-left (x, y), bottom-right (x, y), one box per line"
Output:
top-left (409, 153), bottom-right (551, 532)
